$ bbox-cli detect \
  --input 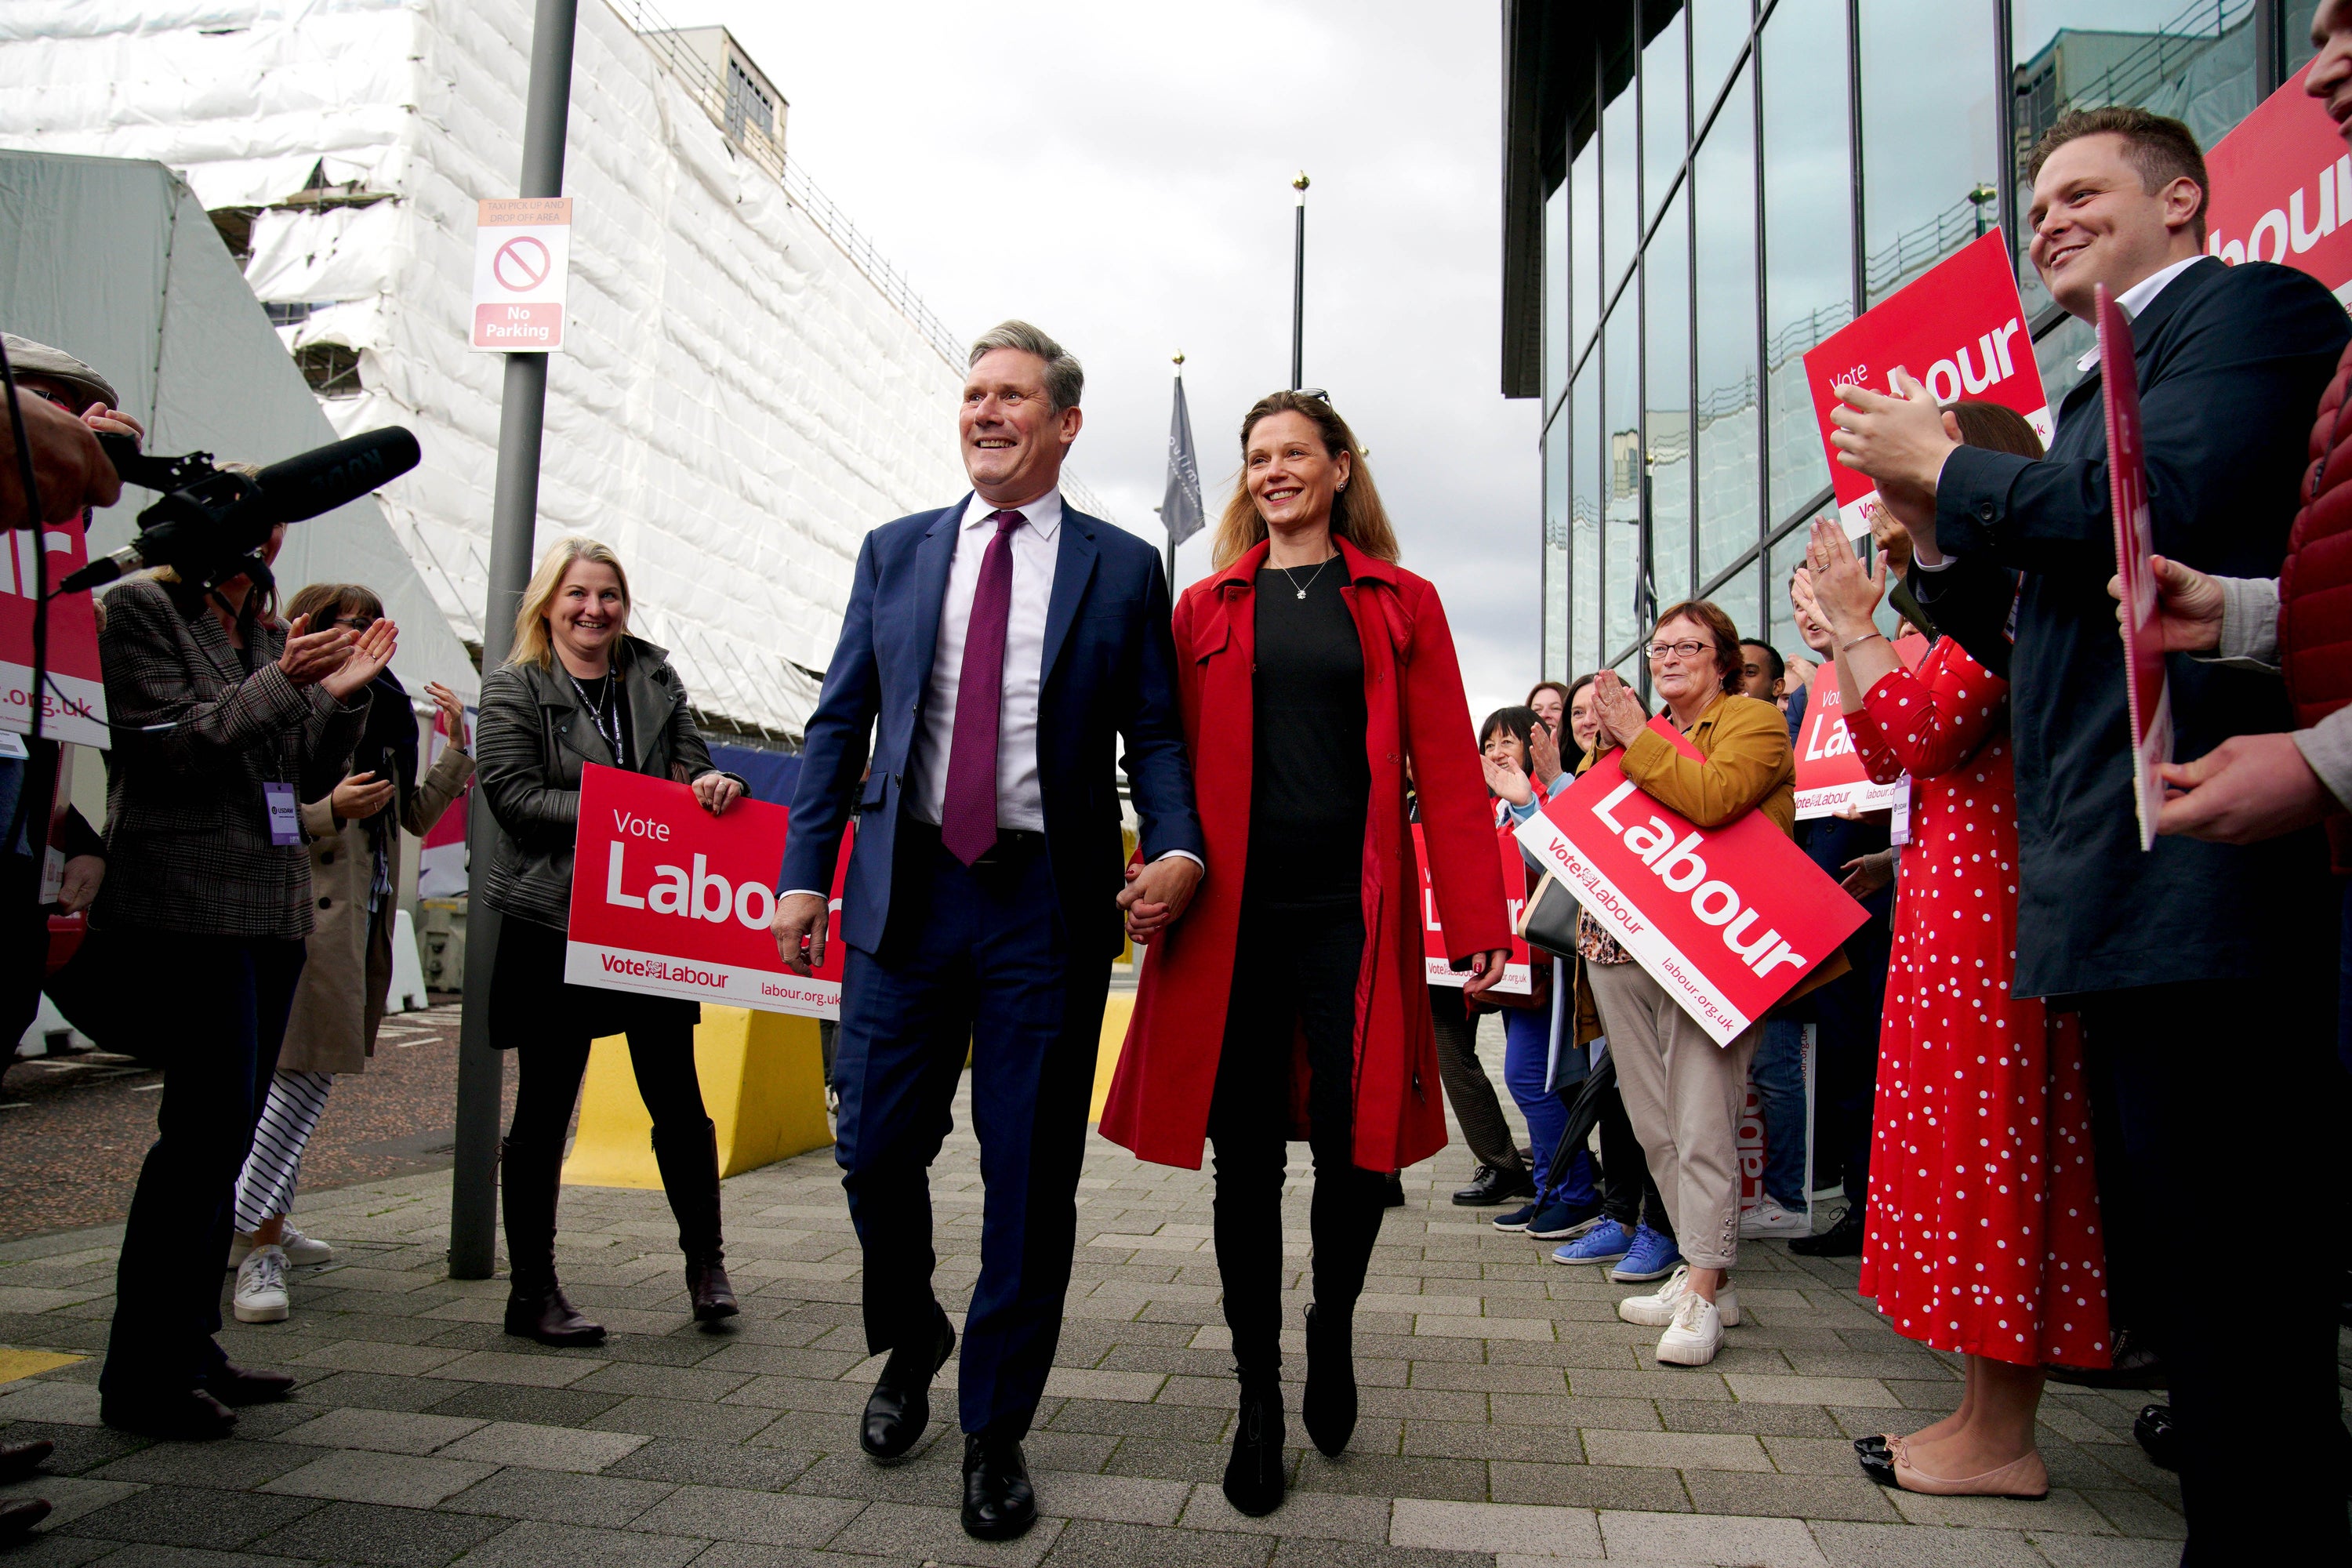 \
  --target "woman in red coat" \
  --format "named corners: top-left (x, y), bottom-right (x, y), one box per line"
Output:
top-left (1100, 390), bottom-right (1510, 1519)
